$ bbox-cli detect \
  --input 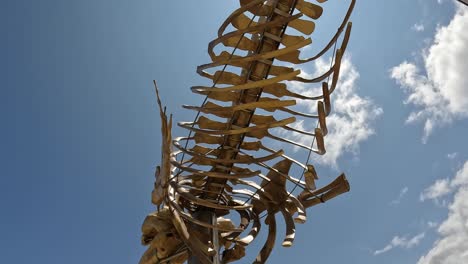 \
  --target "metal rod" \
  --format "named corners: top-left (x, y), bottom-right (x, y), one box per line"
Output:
top-left (188, 210), bottom-right (214, 264)
top-left (212, 214), bottom-right (220, 264)
top-left (158, 248), bottom-right (189, 264)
